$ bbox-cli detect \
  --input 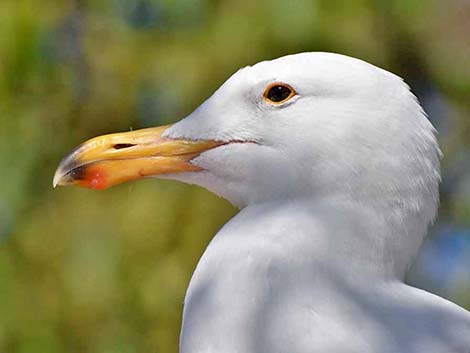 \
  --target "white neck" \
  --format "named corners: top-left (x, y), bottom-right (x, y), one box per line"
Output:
top-left (232, 196), bottom-right (430, 280)
top-left (179, 196), bottom-right (432, 353)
